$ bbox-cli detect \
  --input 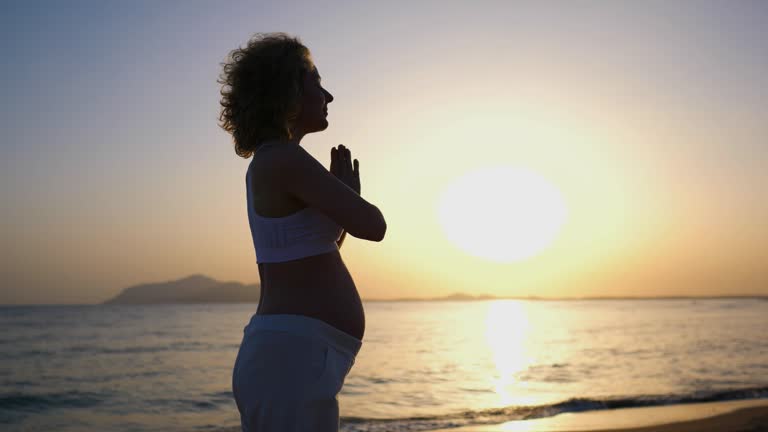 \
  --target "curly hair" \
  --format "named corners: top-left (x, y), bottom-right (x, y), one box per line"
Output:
top-left (218, 33), bottom-right (314, 158)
